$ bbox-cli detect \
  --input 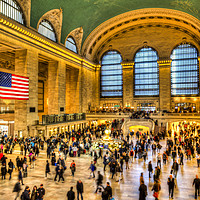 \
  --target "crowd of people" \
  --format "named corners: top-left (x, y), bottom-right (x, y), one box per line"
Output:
top-left (0, 119), bottom-right (200, 200)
